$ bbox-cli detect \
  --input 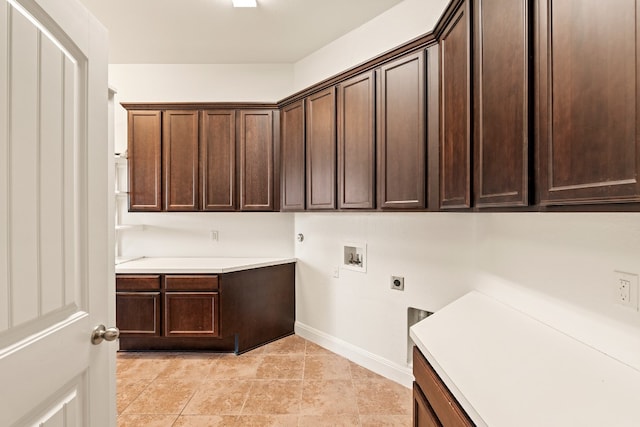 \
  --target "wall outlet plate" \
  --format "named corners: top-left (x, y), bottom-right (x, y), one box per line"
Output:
top-left (613, 271), bottom-right (639, 310)
top-left (332, 267), bottom-right (340, 279)
top-left (391, 276), bottom-right (404, 291)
